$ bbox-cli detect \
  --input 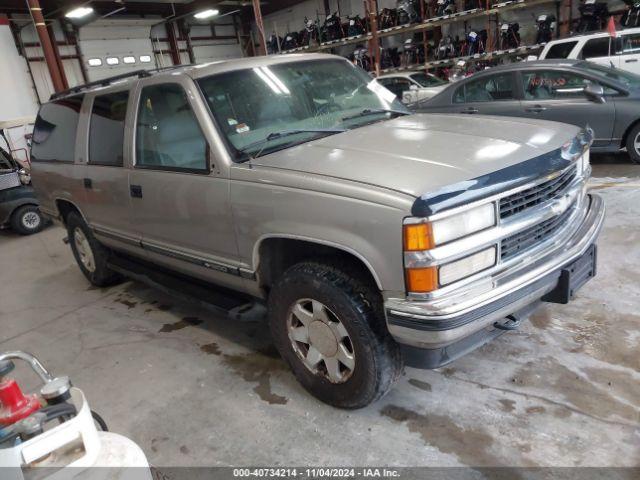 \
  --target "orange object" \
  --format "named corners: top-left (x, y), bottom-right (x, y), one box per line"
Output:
top-left (406, 267), bottom-right (439, 293)
top-left (403, 223), bottom-right (434, 251)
